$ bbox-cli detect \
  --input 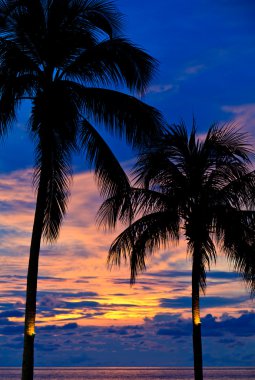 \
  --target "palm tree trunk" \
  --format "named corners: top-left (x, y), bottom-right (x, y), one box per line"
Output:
top-left (22, 176), bottom-right (47, 380)
top-left (192, 258), bottom-right (203, 380)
